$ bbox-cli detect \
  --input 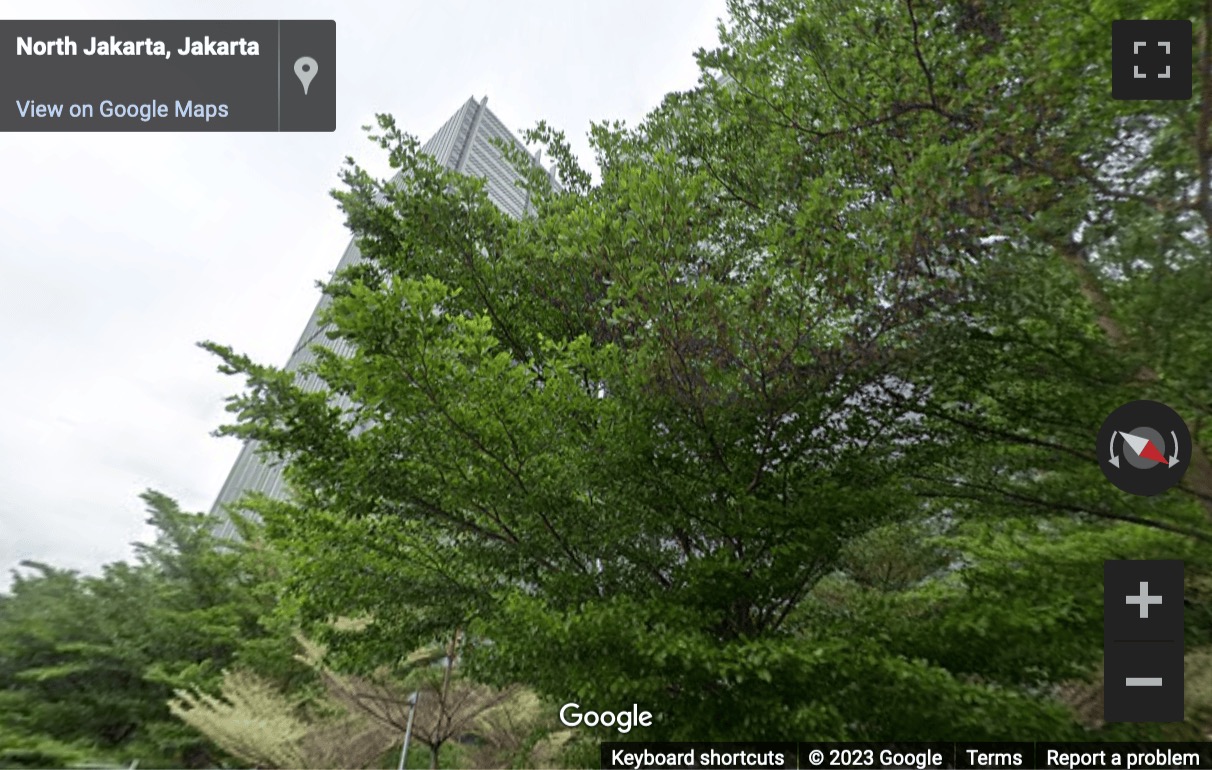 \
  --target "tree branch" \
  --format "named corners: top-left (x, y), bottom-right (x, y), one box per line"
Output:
top-left (1055, 239), bottom-right (1212, 522)
top-left (914, 477), bottom-right (1212, 543)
